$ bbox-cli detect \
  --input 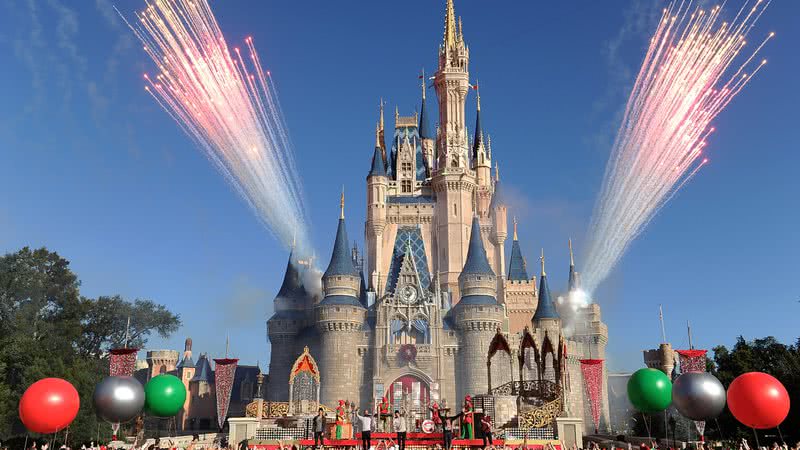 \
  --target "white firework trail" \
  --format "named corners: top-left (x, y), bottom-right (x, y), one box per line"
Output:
top-left (582, 0), bottom-right (773, 295)
top-left (119, 0), bottom-right (311, 255)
